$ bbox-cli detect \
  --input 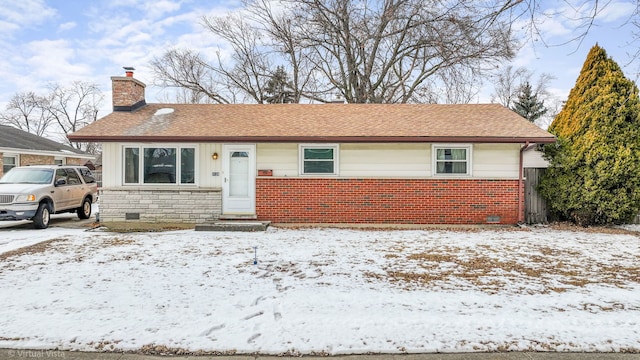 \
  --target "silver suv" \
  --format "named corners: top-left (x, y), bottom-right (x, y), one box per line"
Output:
top-left (0, 165), bottom-right (98, 229)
